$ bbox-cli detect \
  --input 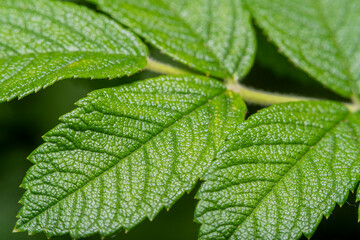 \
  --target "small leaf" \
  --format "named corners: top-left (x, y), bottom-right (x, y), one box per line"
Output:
top-left (15, 75), bottom-right (246, 238)
top-left (0, 0), bottom-right (148, 102)
top-left (247, 0), bottom-right (360, 99)
top-left (91, 0), bottom-right (256, 80)
top-left (195, 101), bottom-right (360, 240)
